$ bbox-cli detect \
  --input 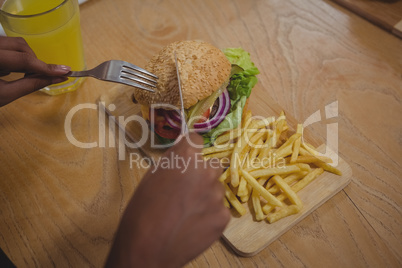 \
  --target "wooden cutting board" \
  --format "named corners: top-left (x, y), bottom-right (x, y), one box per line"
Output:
top-left (99, 86), bottom-right (353, 257)
top-left (222, 152), bottom-right (351, 256)
top-left (331, 0), bottom-right (402, 38)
